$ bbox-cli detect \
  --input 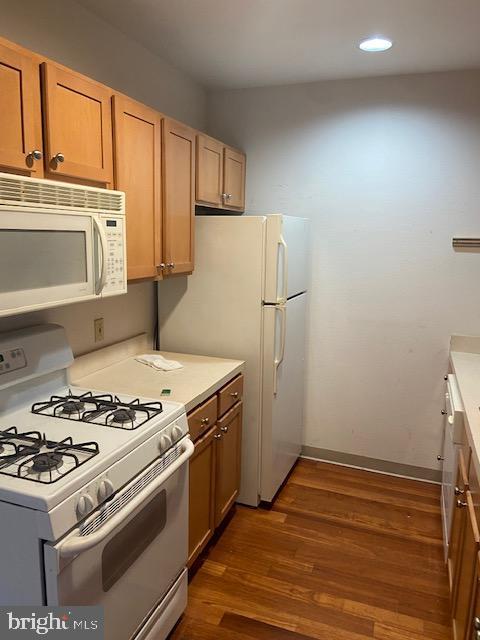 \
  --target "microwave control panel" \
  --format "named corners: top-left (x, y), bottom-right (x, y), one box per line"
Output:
top-left (0, 347), bottom-right (26, 376)
top-left (102, 216), bottom-right (126, 295)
